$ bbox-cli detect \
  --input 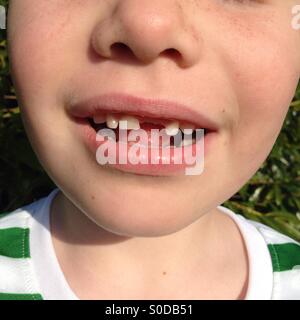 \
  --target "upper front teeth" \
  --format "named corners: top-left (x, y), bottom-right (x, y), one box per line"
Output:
top-left (165, 121), bottom-right (179, 136)
top-left (93, 114), bottom-right (196, 134)
top-left (106, 114), bottom-right (119, 129)
top-left (119, 115), bottom-right (140, 130)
